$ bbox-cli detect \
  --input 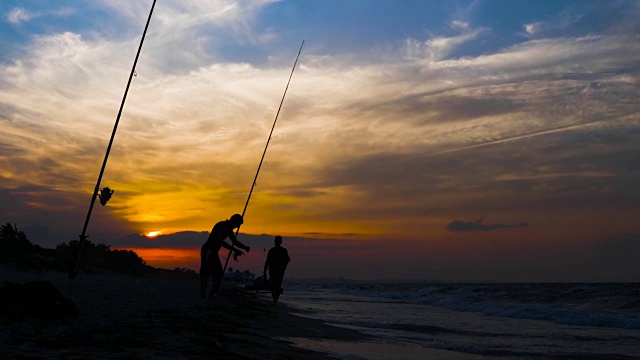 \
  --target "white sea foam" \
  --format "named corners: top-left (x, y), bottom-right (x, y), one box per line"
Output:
top-left (283, 283), bottom-right (640, 359)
